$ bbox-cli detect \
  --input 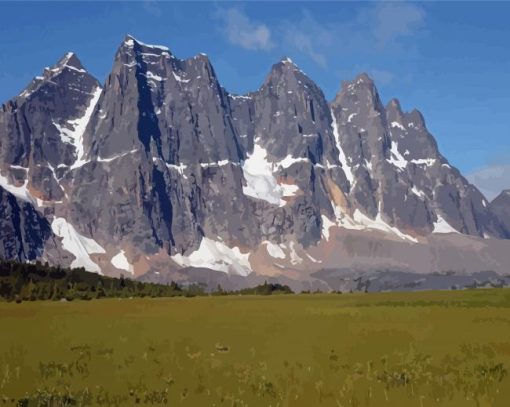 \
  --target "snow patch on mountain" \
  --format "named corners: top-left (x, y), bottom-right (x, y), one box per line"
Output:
top-left (388, 141), bottom-right (408, 170)
top-left (351, 209), bottom-right (418, 242)
top-left (166, 162), bottom-right (188, 178)
top-left (264, 241), bottom-right (286, 259)
top-left (172, 237), bottom-right (252, 276)
top-left (321, 215), bottom-right (335, 241)
top-left (125, 35), bottom-right (170, 51)
top-left (144, 71), bottom-right (165, 82)
top-left (280, 183), bottom-right (300, 197)
top-left (411, 186), bottom-right (426, 199)
top-left (288, 242), bottom-right (303, 265)
top-left (305, 253), bottom-right (321, 263)
top-left (242, 142), bottom-right (298, 206)
top-left (69, 87), bottom-right (102, 169)
top-left (52, 120), bottom-right (74, 144)
top-left (111, 250), bottom-right (134, 274)
top-left (0, 173), bottom-right (36, 205)
top-left (331, 110), bottom-right (355, 185)
top-left (391, 121), bottom-right (406, 131)
top-left (172, 72), bottom-right (190, 83)
top-left (411, 158), bottom-right (436, 167)
top-left (51, 217), bottom-right (105, 273)
top-left (200, 160), bottom-right (236, 168)
top-left (433, 214), bottom-right (459, 234)
top-left (98, 149), bottom-right (138, 163)
top-left (279, 155), bottom-right (309, 169)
